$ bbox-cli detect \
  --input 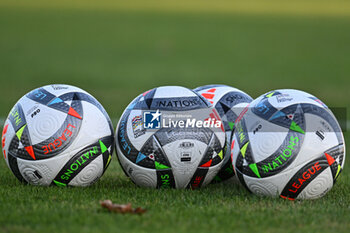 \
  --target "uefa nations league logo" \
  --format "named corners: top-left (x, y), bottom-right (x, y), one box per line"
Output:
top-left (143, 110), bottom-right (162, 129)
